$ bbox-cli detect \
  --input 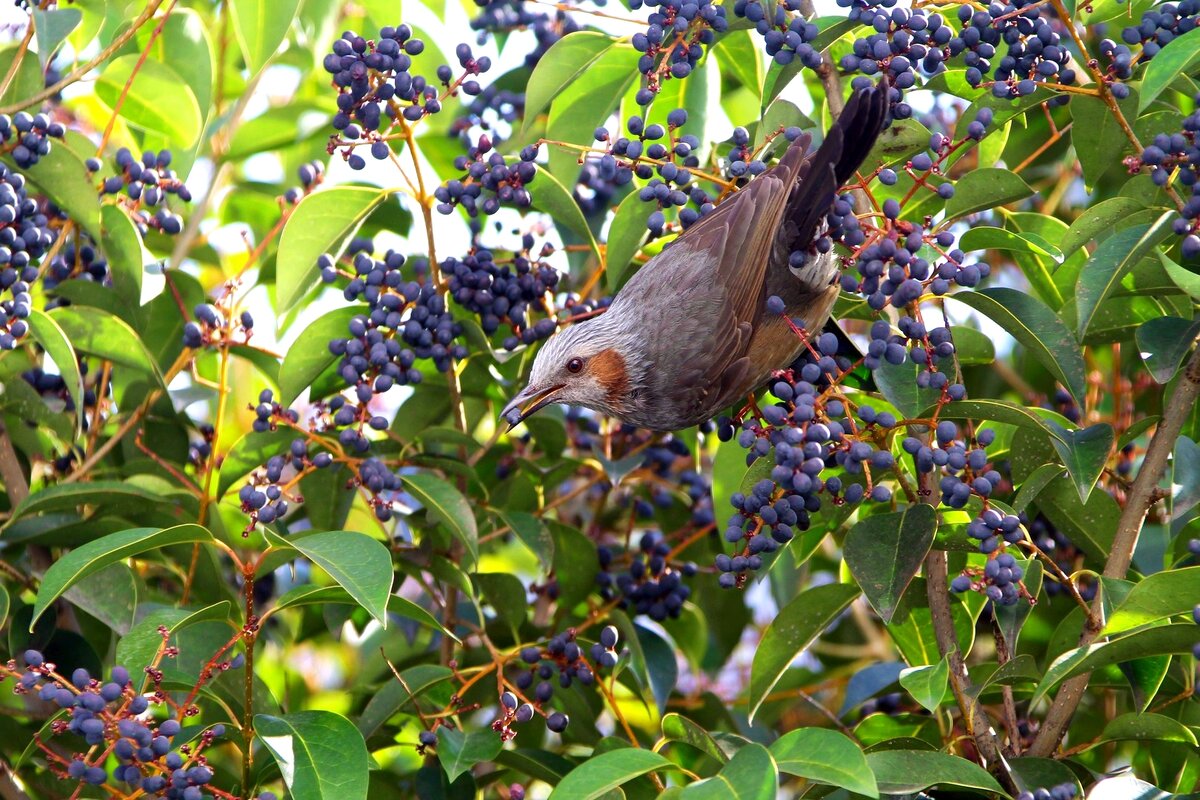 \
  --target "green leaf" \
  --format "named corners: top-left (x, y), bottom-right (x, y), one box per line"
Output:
top-left (1105, 566), bottom-right (1200, 635)
top-left (216, 429), bottom-right (297, 498)
top-left (358, 664), bottom-right (453, 738)
top-left (1012, 463), bottom-right (1066, 513)
top-left (115, 602), bottom-right (232, 683)
top-left (681, 743), bottom-right (777, 800)
top-left (899, 655), bottom-right (950, 712)
top-left (955, 293), bottom-right (1089, 398)
top-left (713, 29), bottom-right (764, 99)
top-left (994, 559), bottom-right (1042, 650)
top-left (436, 726), bottom-right (504, 783)
top-left (402, 472), bottom-right (479, 568)
top-left (606, 192), bottom-right (653, 292)
top-left (522, 31), bottom-right (616, 134)
top-left (548, 749), bottom-right (674, 800)
top-left (944, 168), bottom-right (1032, 219)
top-left (864, 117), bottom-right (932, 170)
top-left (662, 713), bottom-right (729, 764)
top-left (1060, 197), bottom-right (1157, 258)
top-left (1071, 92), bottom-right (1138, 187)
top-left (229, 0), bottom-right (301, 76)
top-left (32, 7), bottom-right (82, 66)
top-left (545, 42), bottom-right (638, 186)
top-left (2, 480), bottom-right (187, 527)
top-left (748, 582), bottom-right (859, 720)
top-left (47, 305), bottom-right (162, 386)
top-left (276, 186), bottom-right (388, 312)
top-left (0, 44), bottom-right (43, 110)
top-left (501, 511), bottom-right (553, 572)
top-left (1075, 213), bottom-right (1175, 339)
top-left (95, 54), bottom-right (201, 147)
top-left (27, 309), bottom-right (82, 435)
top-left (1036, 624), bottom-right (1200, 699)
top-left (31, 524), bottom-right (213, 630)
top-left (844, 504), bottom-right (936, 624)
top-left (1100, 712), bottom-right (1198, 746)
top-left (277, 306), bottom-right (360, 405)
top-left (865, 750), bottom-right (1006, 796)
top-left (528, 166), bottom-right (600, 261)
top-left (472, 572), bottom-right (527, 632)
top-left (550, 522), bottom-right (596, 612)
top-left (101, 204), bottom-right (145, 308)
top-left (958, 227), bottom-right (1063, 261)
top-left (269, 585), bottom-right (451, 639)
top-left (21, 141), bottom-right (101, 242)
top-left (770, 728), bottom-right (878, 797)
top-left (964, 654), bottom-right (1040, 702)
top-left (1159, 249), bottom-right (1200, 301)
top-left (263, 531), bottom-right (393, 627)
top-left (1140, 27), bottom-right (1200, 112)
top-left (255, 711), bottom-right (369, 800)
top-left (0, 583), bottom-right (8, 629)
